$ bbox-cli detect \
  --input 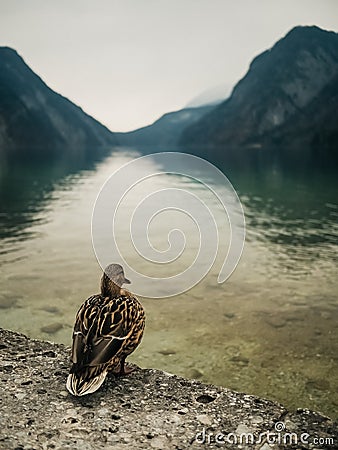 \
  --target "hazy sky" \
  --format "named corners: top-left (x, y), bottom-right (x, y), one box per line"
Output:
top-left (1, 0), bottom-right (338, 131)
